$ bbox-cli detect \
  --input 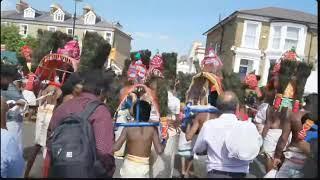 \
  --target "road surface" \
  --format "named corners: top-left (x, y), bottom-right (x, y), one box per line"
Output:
top-left (22, 121), bottom-right (265, 178)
